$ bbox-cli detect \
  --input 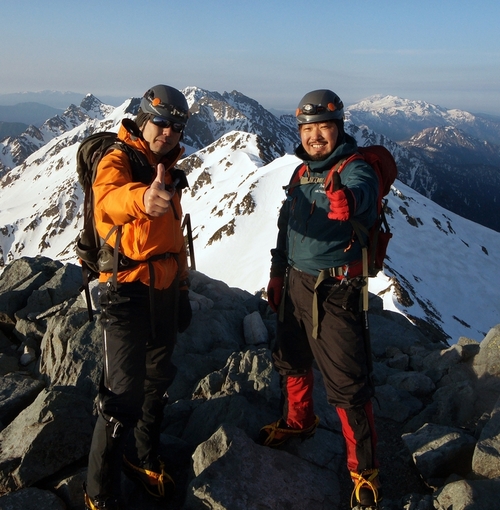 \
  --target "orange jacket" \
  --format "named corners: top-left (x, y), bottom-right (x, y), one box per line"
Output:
top-left (93, 122), bottom-right (189, 290)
